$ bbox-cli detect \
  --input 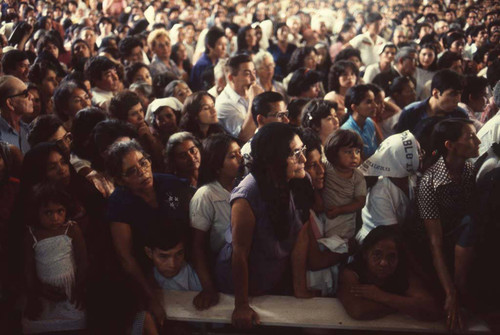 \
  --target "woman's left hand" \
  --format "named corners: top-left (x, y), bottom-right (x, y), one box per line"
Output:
top-left (350, 284), bottom-right (384, 301)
